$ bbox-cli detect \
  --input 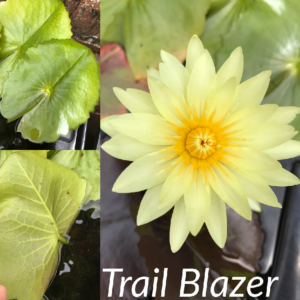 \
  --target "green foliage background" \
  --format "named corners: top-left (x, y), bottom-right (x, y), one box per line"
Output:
top-left (102, 0), bottom-right (300, 140)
